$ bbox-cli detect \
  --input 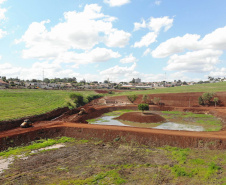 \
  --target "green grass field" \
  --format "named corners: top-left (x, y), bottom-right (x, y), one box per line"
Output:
top-left (0, 89), bottom-right (96, 121)
top-left (113, 82), bottom-right (226, 96)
